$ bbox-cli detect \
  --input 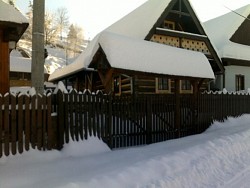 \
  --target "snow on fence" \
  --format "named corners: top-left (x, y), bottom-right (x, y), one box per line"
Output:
top-left (1, 90), bottom-right (250, 157)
